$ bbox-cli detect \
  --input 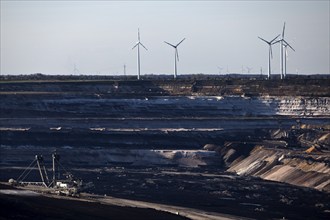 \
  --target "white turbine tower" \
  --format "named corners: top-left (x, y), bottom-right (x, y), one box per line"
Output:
top-left (164, 38), bottom-right (185, 79)
top-left (132, 28), bottom-right (148, 80)
top-left (258, 34), bottom-right (280, 80)
top-left (279, 22), bottom-right (286, 79)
